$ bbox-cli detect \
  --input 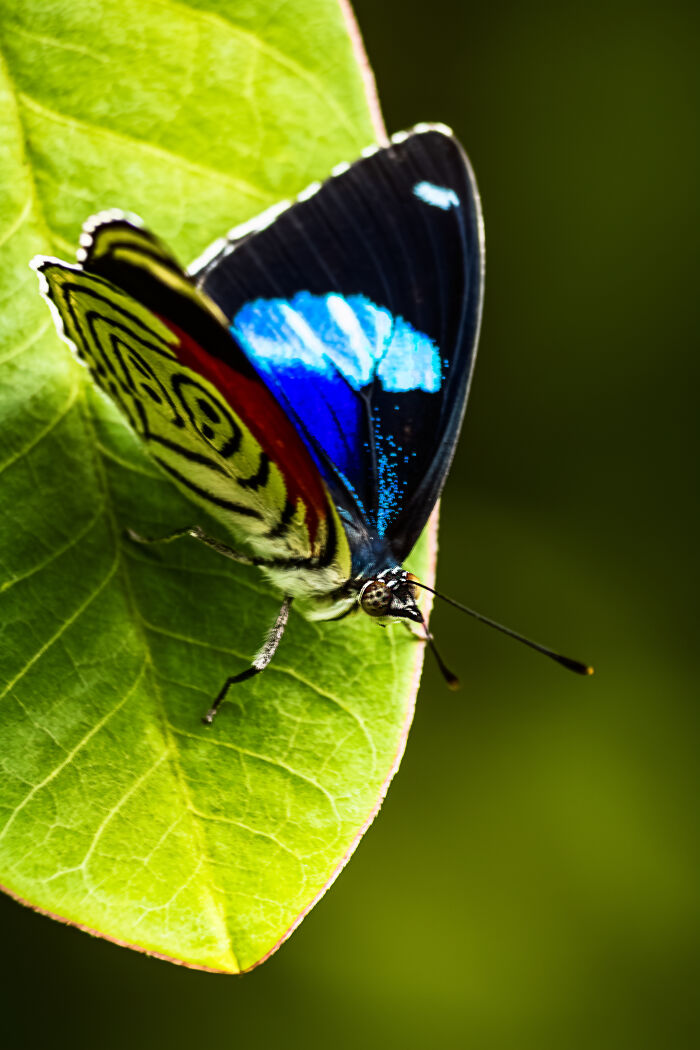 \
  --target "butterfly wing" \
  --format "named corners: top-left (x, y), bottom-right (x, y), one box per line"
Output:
top-left (194, 125), bottom-right (484, 570)
top-left (33, 221), bottom-right (351, 592)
